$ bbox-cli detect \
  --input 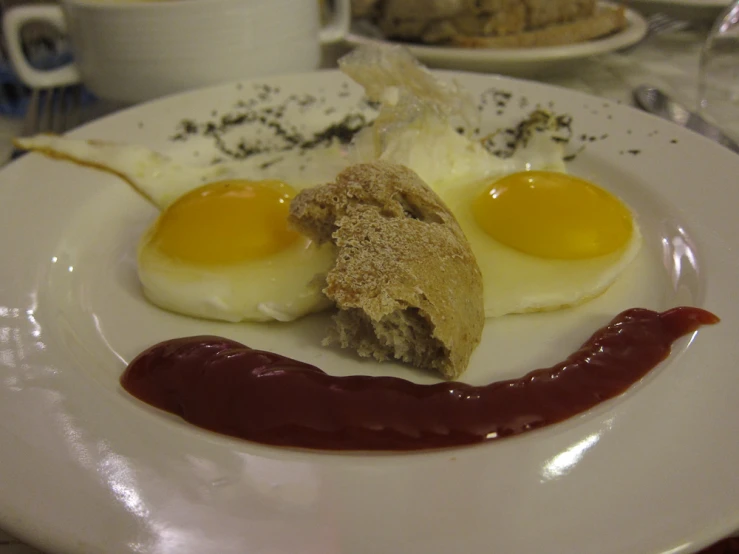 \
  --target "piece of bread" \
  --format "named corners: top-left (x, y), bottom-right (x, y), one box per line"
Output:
top-left (525, 0), bottom-right (596, 29)
top-left (288, 161), bottom-right (484, 380)
top-left (350, 0), bottom-right (381, 18)
top-left (381, 0), bottom-right (467, 20)
top-left (378, 0), bottom-right (598, 43)
top-left (450, 4), bottom-right (627, 48)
